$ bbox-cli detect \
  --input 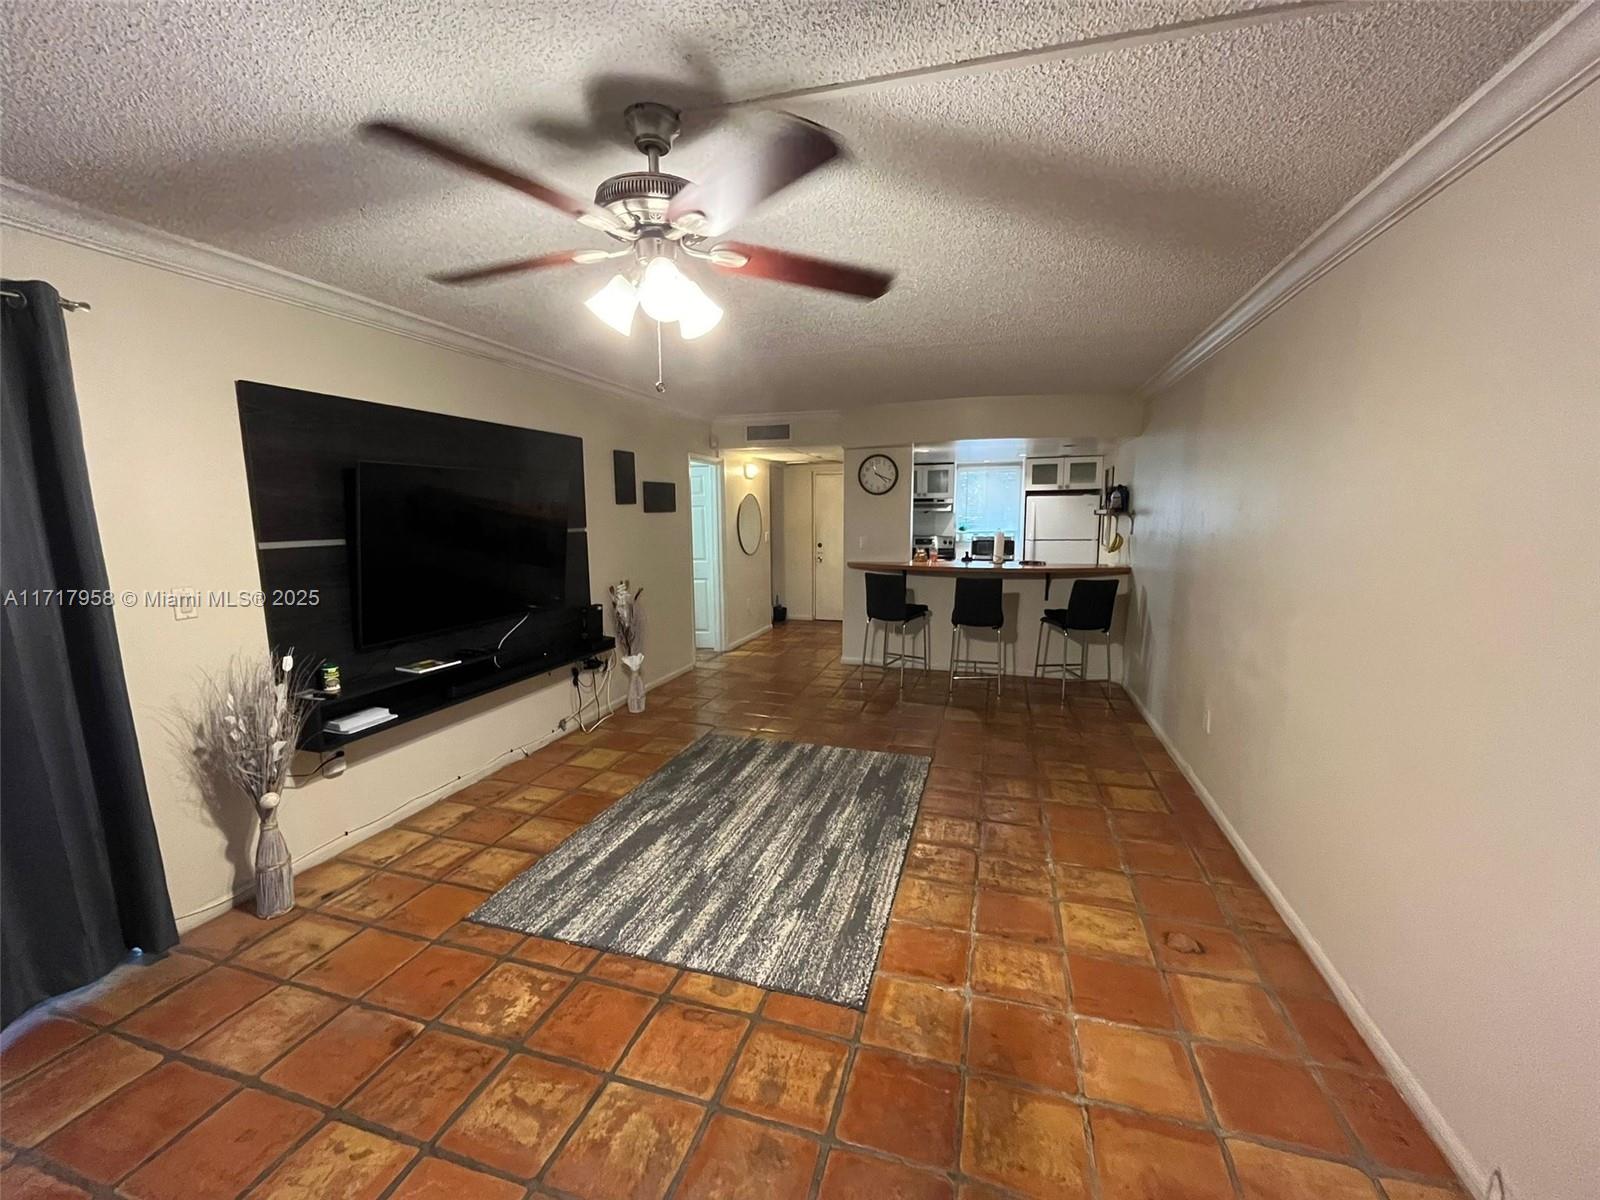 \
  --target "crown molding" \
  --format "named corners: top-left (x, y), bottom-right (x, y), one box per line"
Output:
top-left (1142, 0), bottom-right (1600, 396)
top-left (0, 179), bottom-right (709, 418)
